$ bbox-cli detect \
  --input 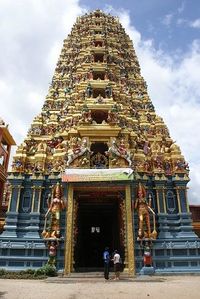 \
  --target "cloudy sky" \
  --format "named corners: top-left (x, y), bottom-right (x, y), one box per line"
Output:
top-left (0, 0), bottom-right (200, 203)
